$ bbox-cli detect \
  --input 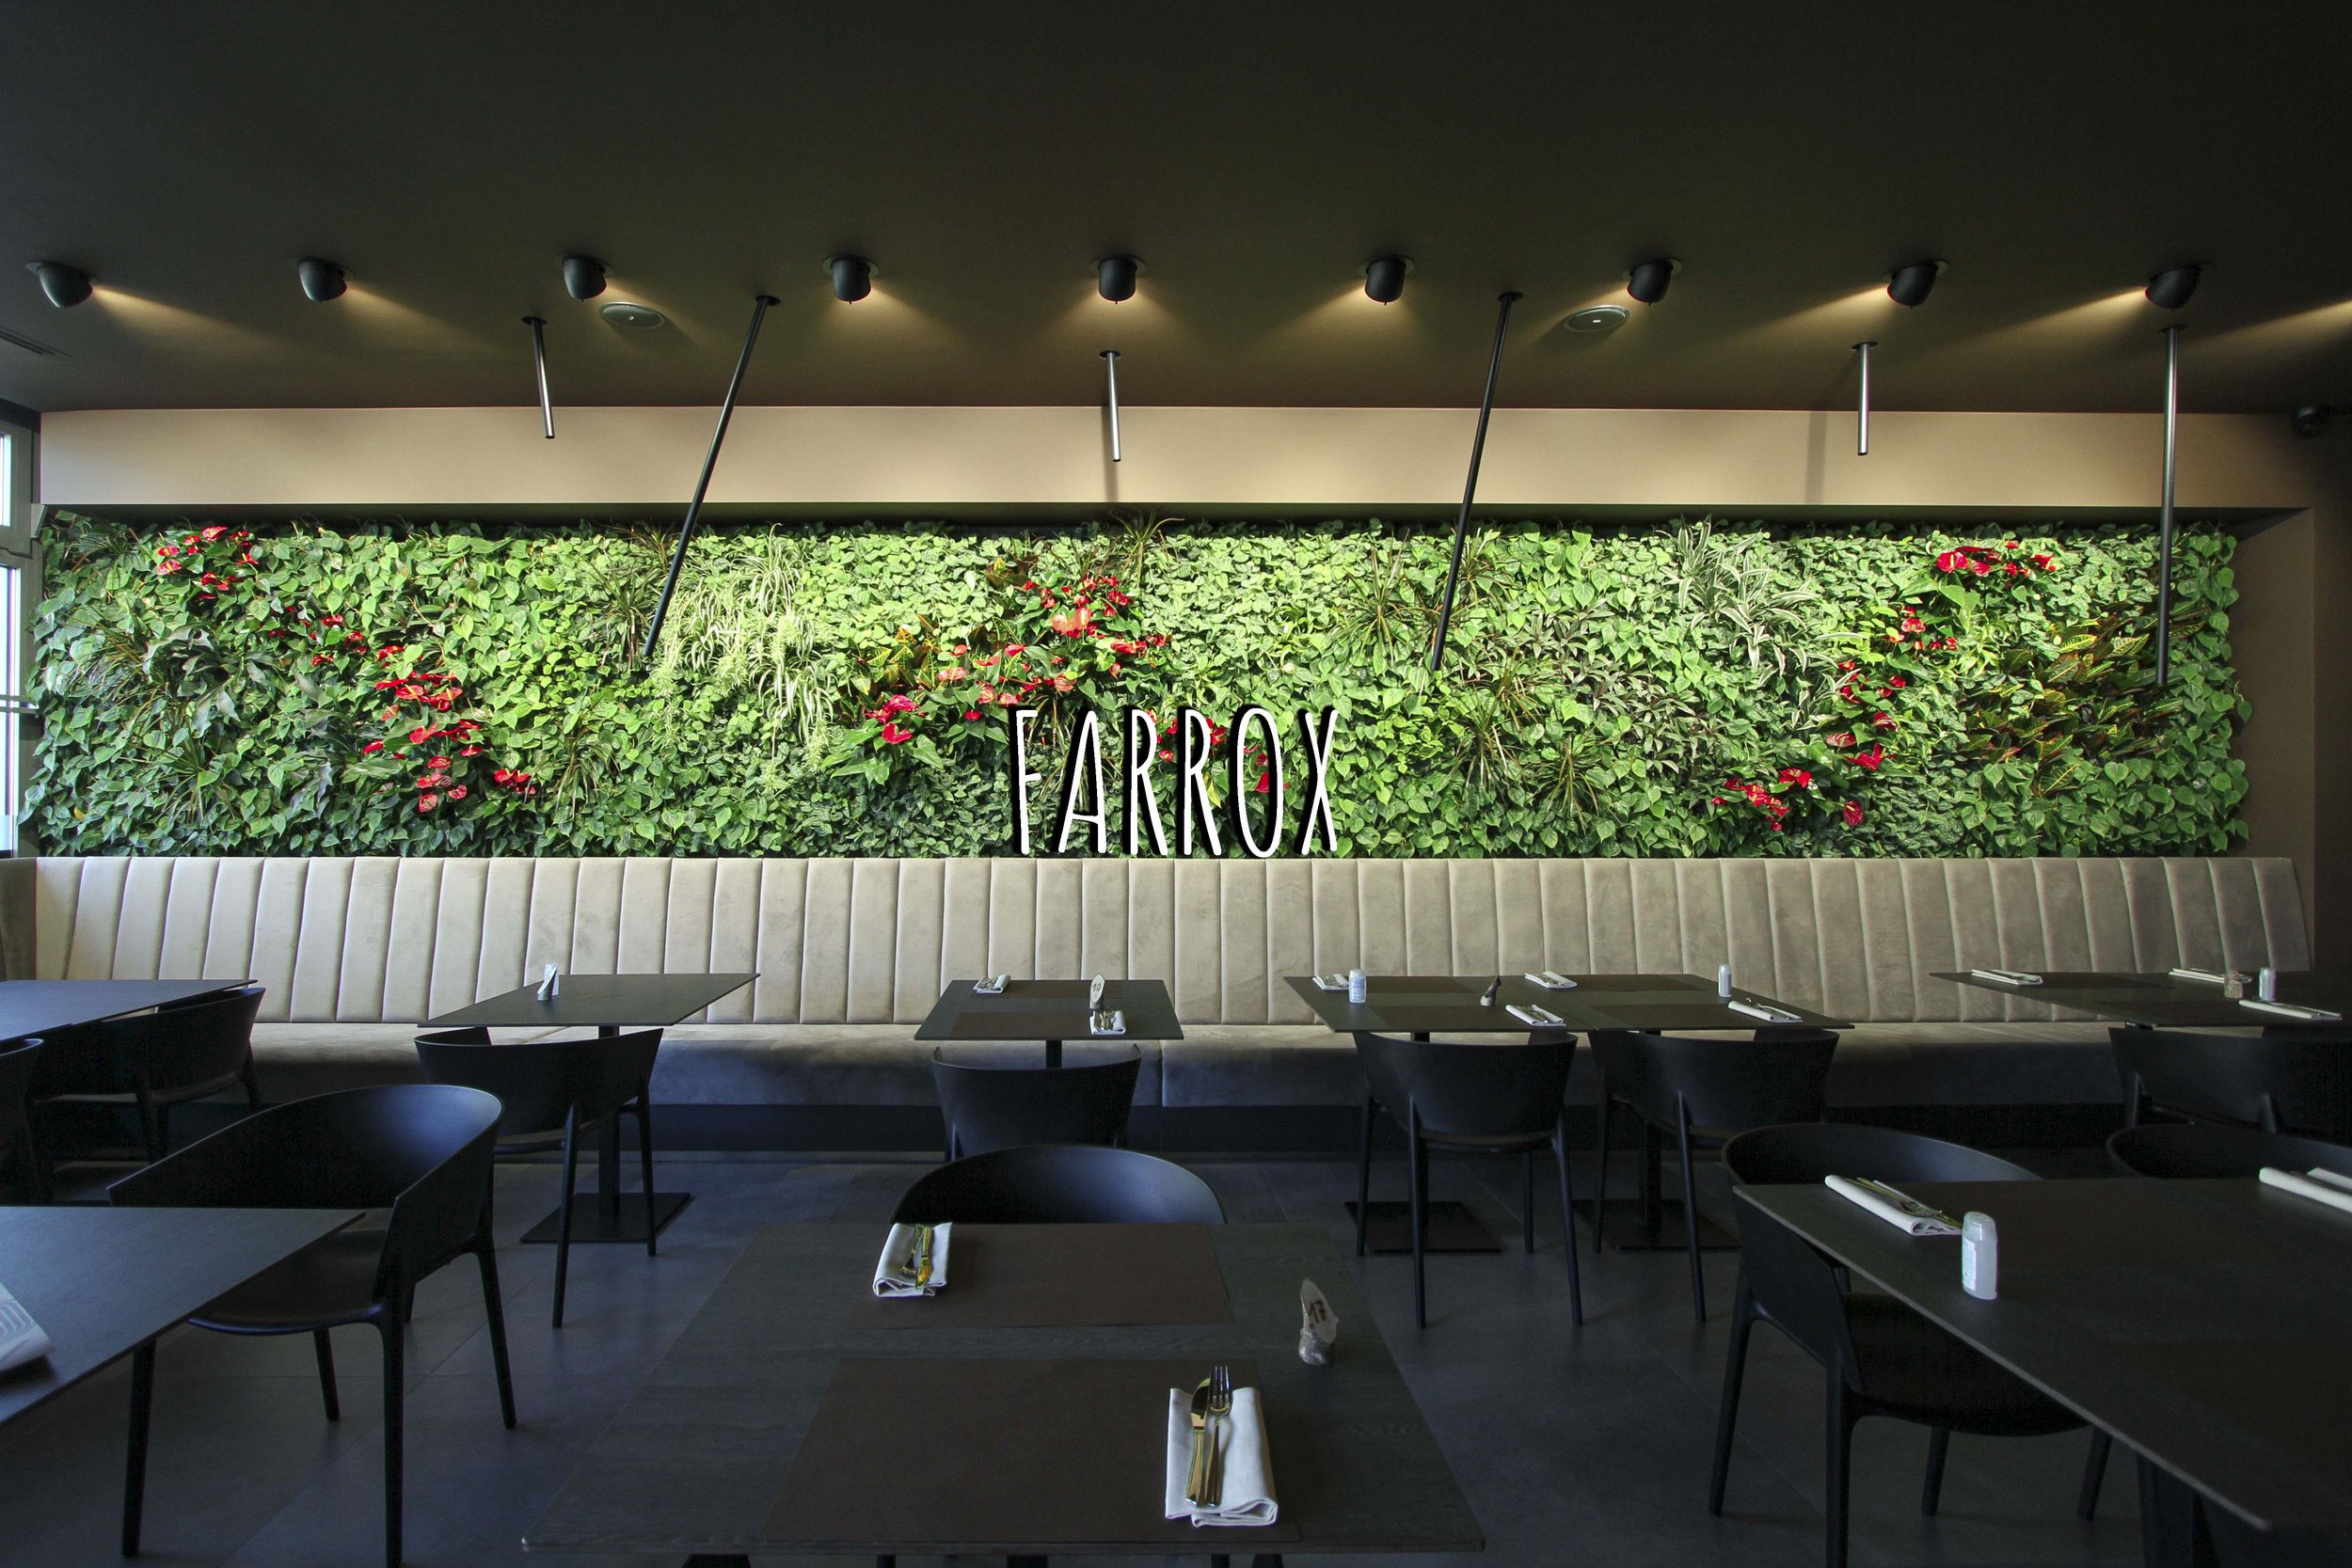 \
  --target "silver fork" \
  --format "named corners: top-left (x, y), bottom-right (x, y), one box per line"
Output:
top-left (1202, 1363), bottom-right (1232, 1509)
